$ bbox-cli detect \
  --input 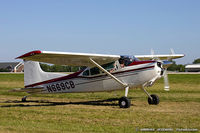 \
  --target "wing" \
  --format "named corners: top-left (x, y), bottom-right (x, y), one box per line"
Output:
top-left (16, 50), bottom-right (120, 66)
top-left (135, 54), bottom-right (185, 60)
